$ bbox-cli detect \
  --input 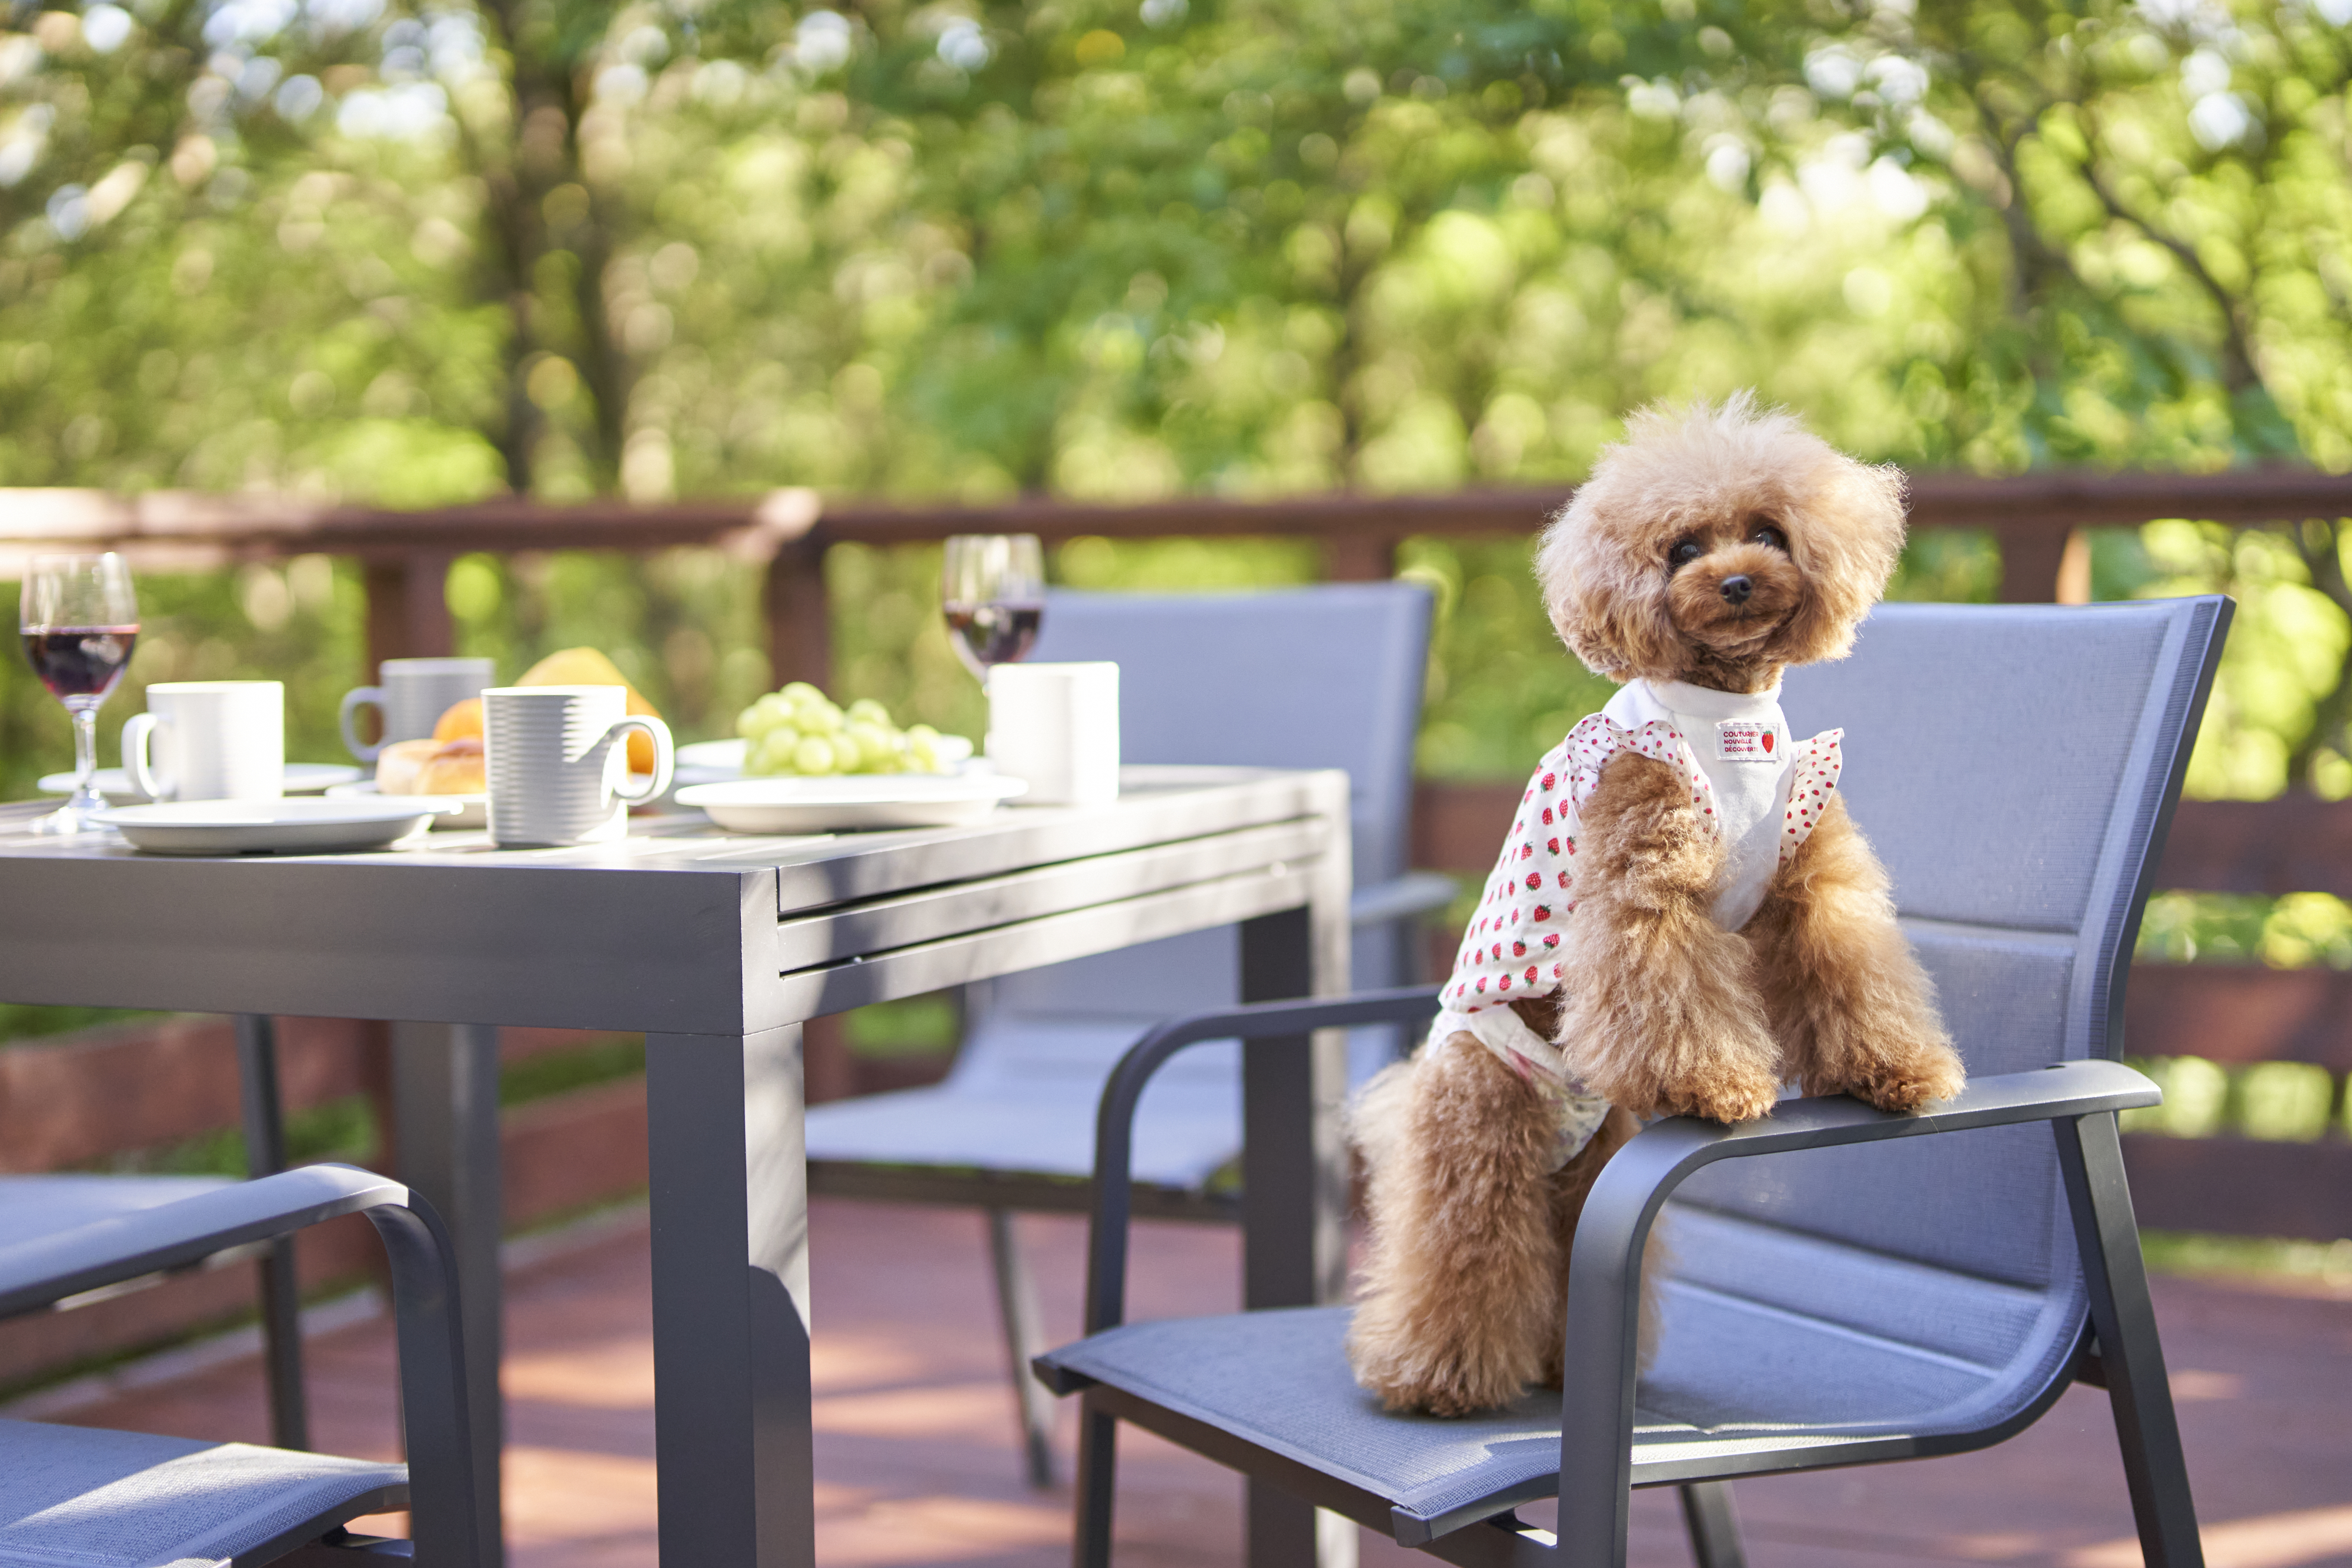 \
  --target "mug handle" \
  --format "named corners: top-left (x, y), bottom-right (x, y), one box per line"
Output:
top-left (609, 716), bottom-right (674, 804)
top-left (121, 713), bottom-right (169, 802)
top-left (340, 686), bottom-right (387, 763)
